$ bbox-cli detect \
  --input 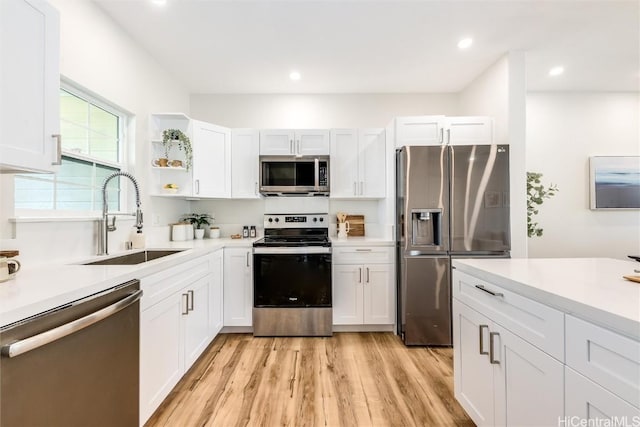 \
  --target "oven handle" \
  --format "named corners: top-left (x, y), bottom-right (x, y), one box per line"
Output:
top-left (253, 247), bottom-right (332, 255)
top-left (1, 290), bottom-right (142, 358)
